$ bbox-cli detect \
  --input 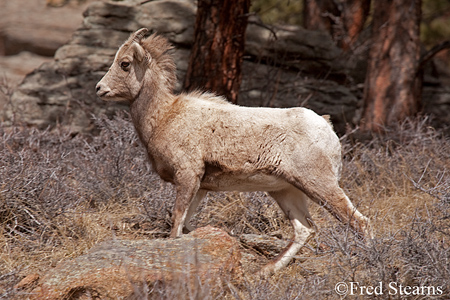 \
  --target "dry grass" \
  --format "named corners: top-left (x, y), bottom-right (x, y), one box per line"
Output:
top-left (1, 113), bottom-right (449, 299)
